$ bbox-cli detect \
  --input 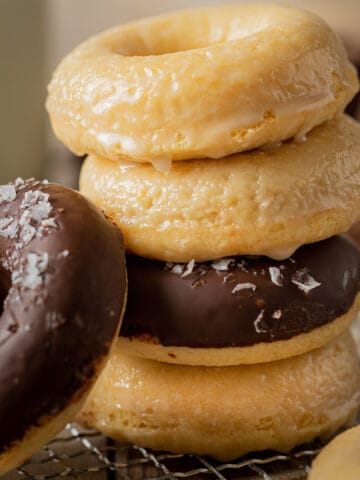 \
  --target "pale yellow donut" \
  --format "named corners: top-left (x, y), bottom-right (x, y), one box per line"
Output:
top-left (78, 332), bottom-right (360, 460)
top-left (80, 115), bottom-right (360, 262)
top-left (309, 425), bottom-right (360, 480)
top-left (46, 5), bottom-right (358, 163)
